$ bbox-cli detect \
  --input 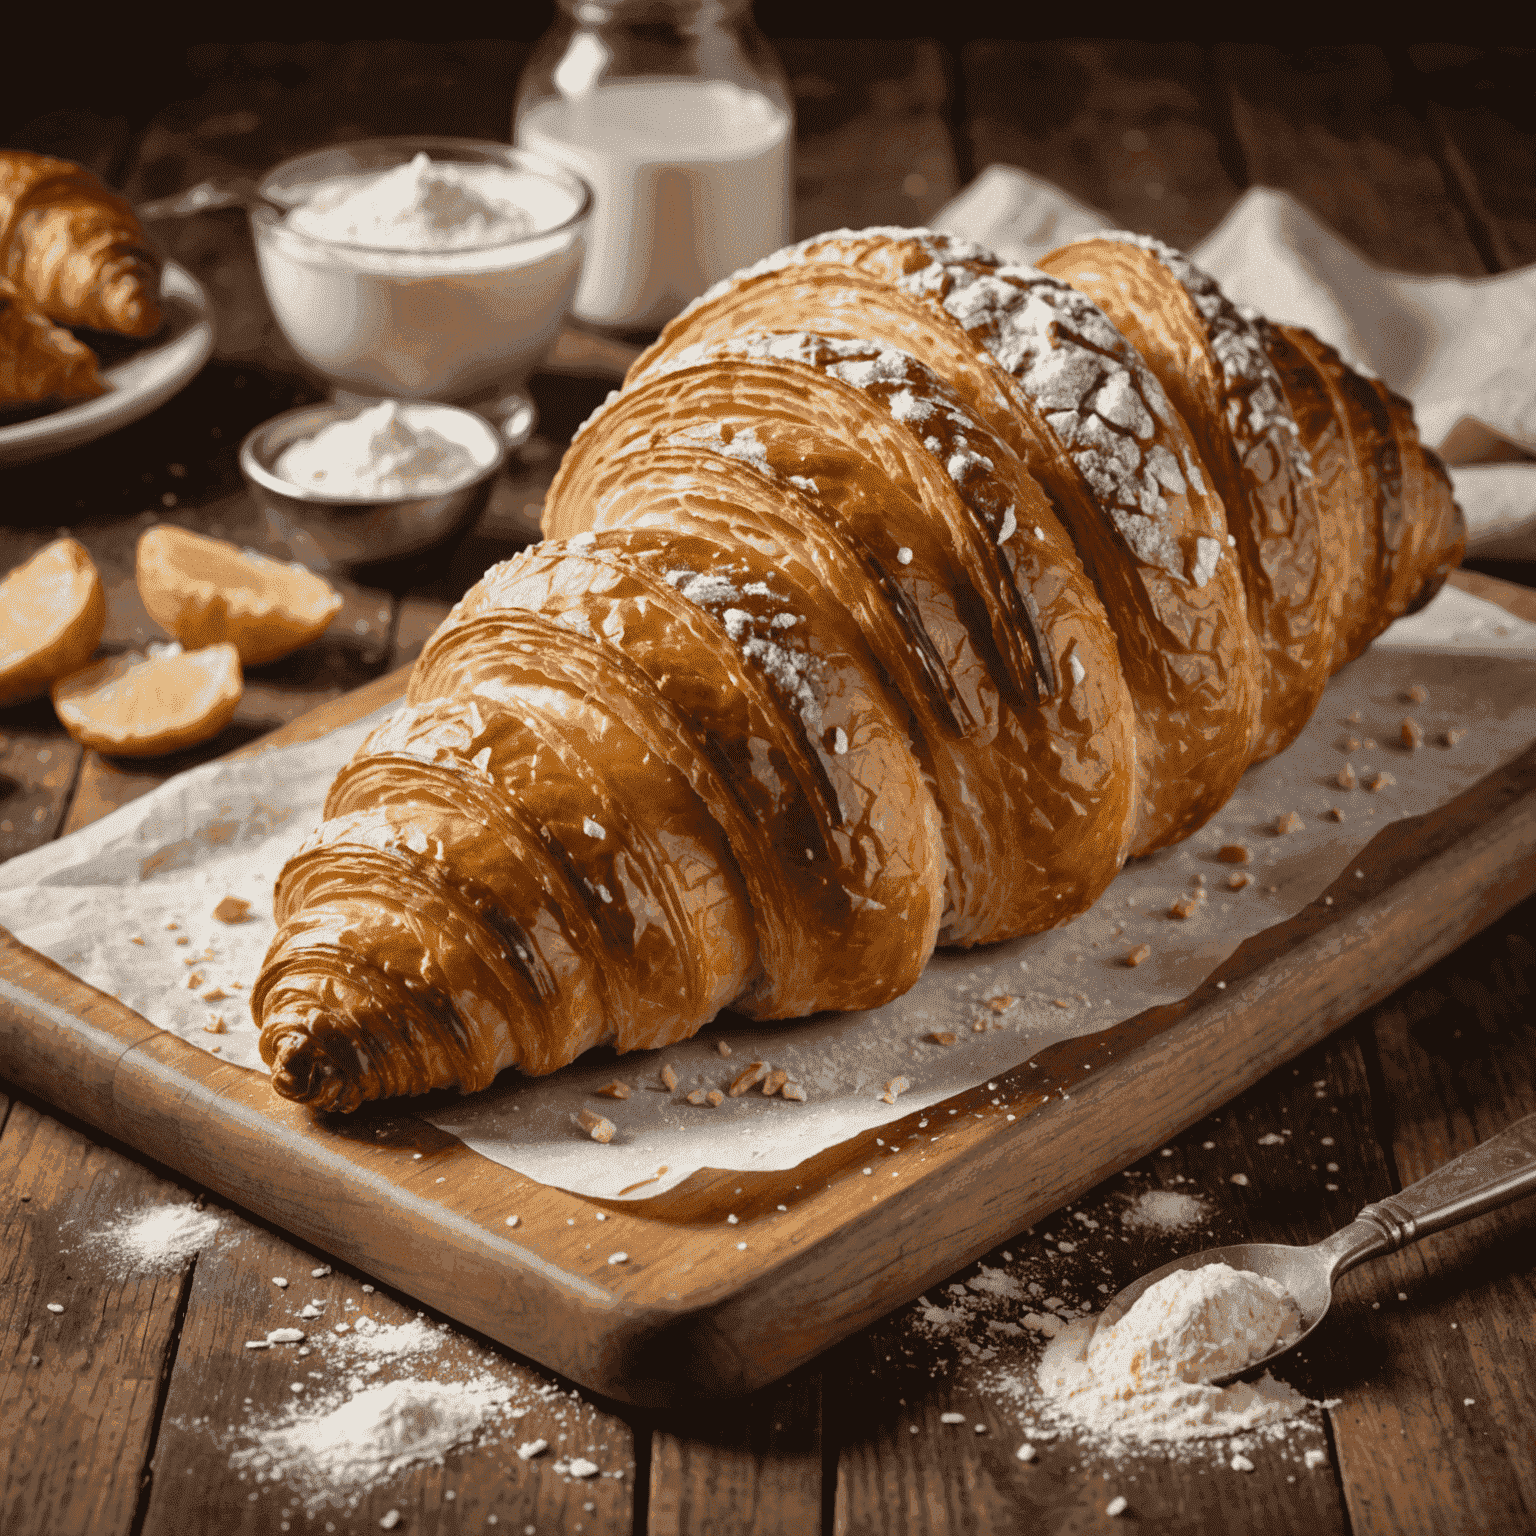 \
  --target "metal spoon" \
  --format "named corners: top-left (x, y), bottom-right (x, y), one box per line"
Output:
top-left (137, 179), bottom-right (290, 222)
top-left (1098, 1110), bottom-right (1536, 1384)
